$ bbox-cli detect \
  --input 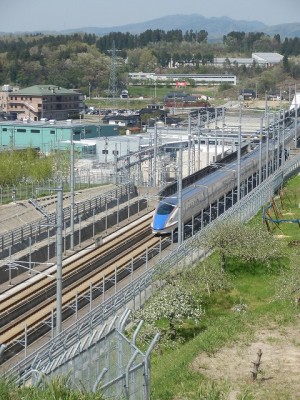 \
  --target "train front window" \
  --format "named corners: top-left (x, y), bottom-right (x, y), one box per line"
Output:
top-left (157, 203), bottom-right (175, 215)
